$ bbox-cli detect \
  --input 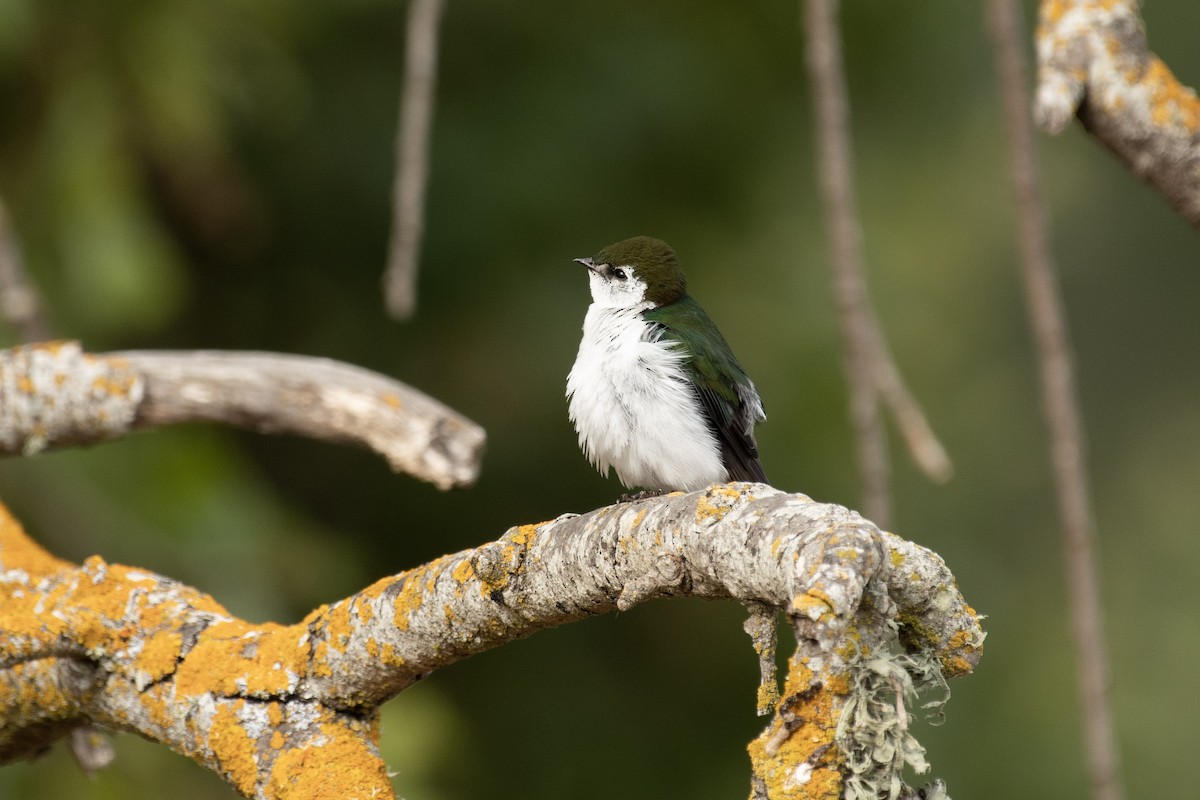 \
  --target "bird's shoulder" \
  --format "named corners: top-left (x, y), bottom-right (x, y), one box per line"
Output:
top-left (642, 295), bottom-right (749, 401)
